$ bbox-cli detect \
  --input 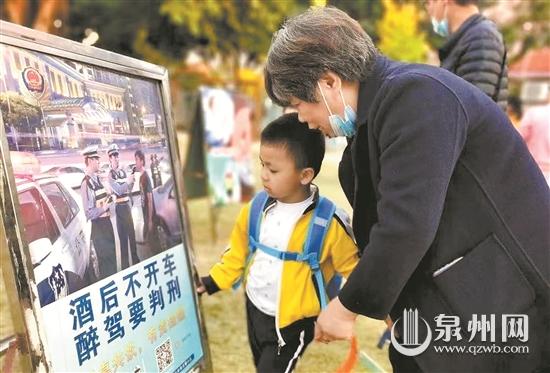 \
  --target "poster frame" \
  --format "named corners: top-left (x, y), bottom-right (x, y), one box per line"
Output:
top-left (0, 20), bottom-right (211, 372)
